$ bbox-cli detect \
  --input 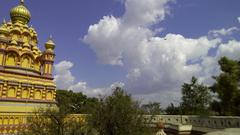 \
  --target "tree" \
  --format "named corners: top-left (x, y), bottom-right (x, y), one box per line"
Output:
top-left (56, 90), bottom-right (99, 114)
top-left (165, 103), bottom-right (181, 115)
top-left (211, 57), bottom-right (240, 115)
top-left (141, 102), bottom-right (162, 115)
top-left (181, 76), bottom-right (212, 115)
top-left (89, 87), bottom-right (152, 135)
top-left (18, 108), bottom-right (90, 135)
